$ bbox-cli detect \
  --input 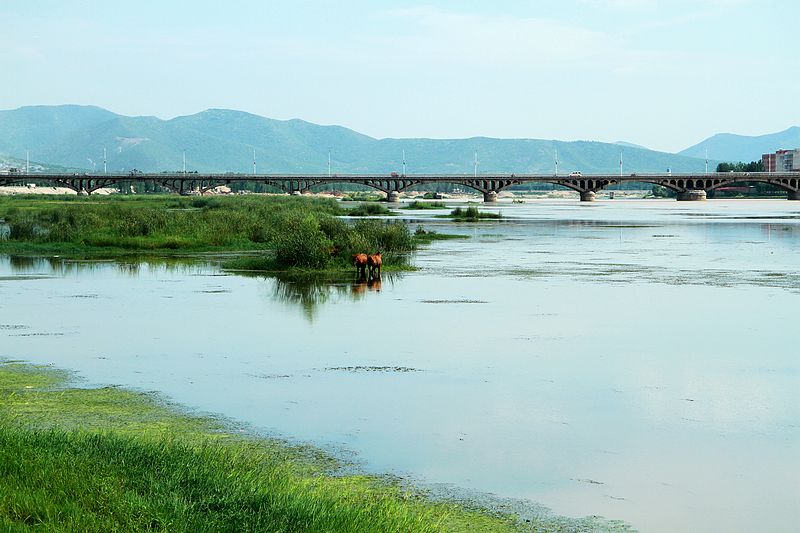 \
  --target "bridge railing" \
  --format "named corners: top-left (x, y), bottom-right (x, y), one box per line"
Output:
top-left (8, 171), bottom-right (799, 179)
